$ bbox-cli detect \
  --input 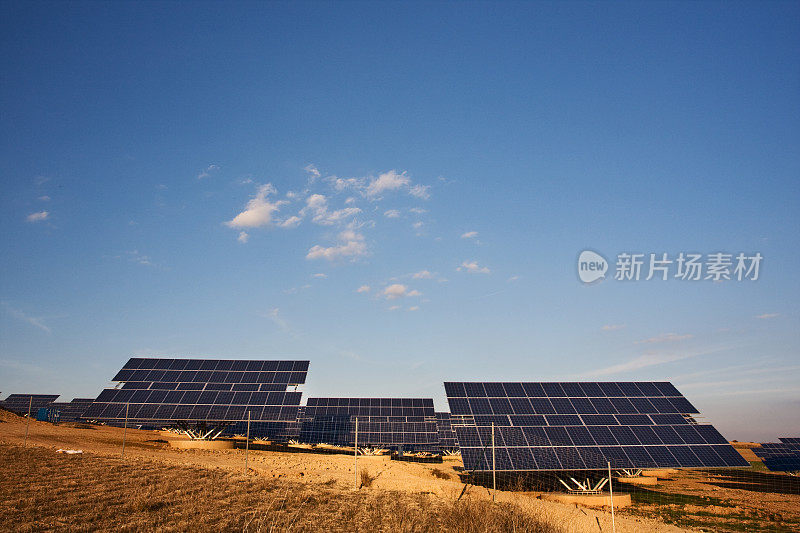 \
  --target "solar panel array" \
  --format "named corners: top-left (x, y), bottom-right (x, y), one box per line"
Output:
top-left (753, 440), bottom-right (800, 472)
top-left (445, 382), bottom-right (749, 471)
top-left (1, 394), bottom-right (60, 415)
top-left (52, 398), bottom-right (96, 422)
top-left (84, 358), bottom-right (308, 440)
top-left (299, 398), bottom-right (439, 451)
top-left (435, 412), bottom-right (459, 451)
